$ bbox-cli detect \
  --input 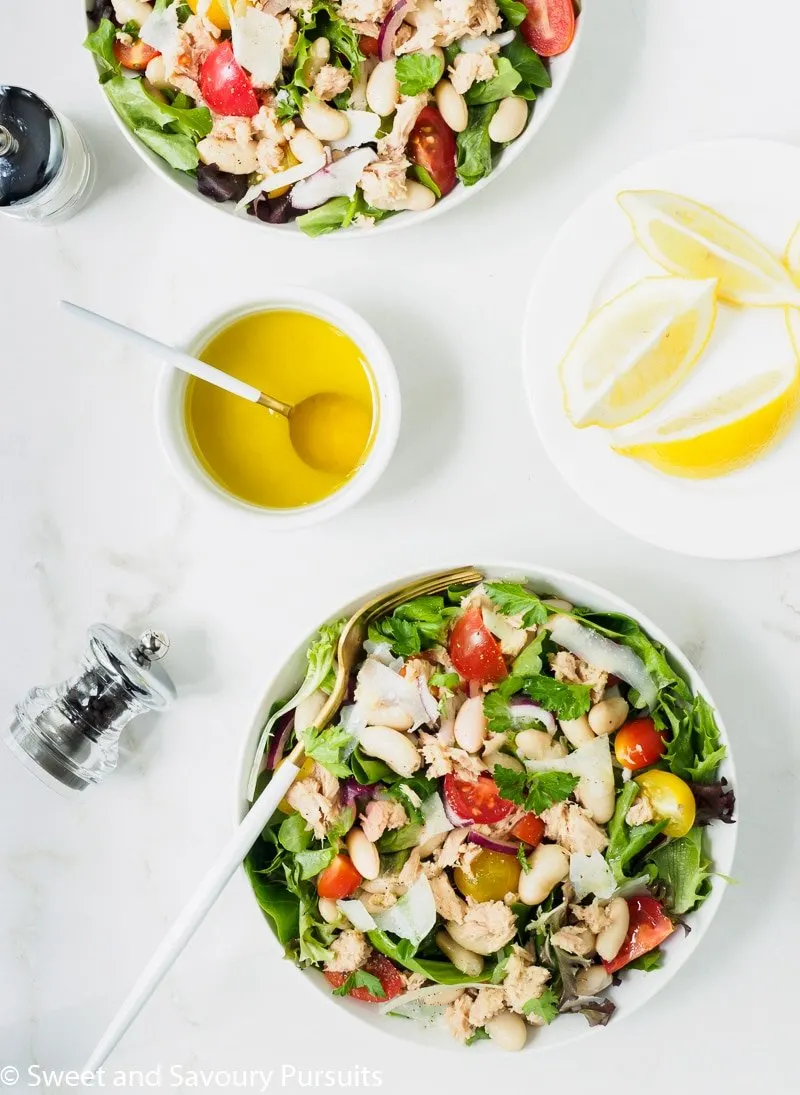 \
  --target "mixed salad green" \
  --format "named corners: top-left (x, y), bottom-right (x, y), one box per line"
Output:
top-left (245, 577), bottom-right (735, 1050)
top-left (84, 0), bottom-right (575, 235)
